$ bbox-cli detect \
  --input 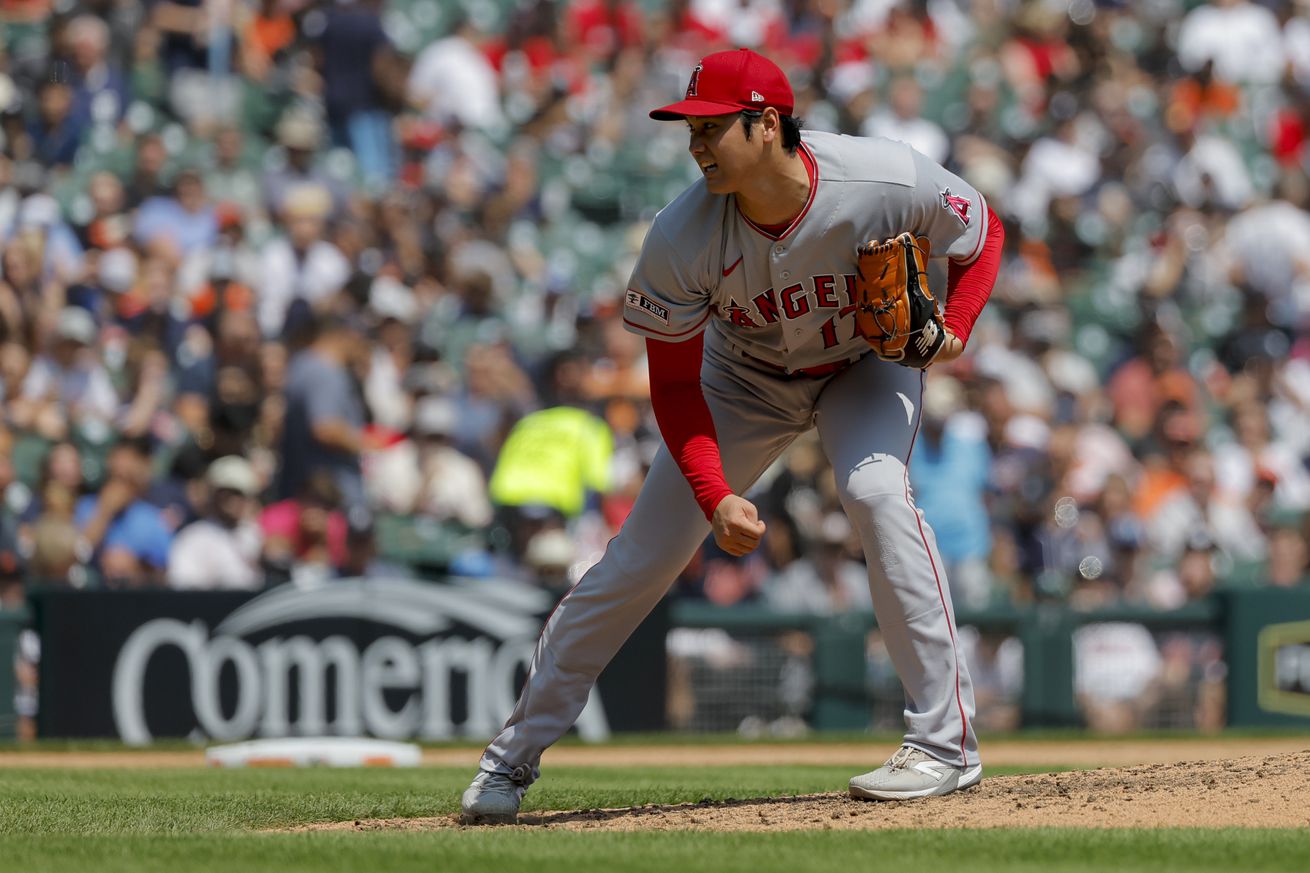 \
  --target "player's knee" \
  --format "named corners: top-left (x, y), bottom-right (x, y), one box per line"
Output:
top-left (836, 457), bottom-right (909, 508)
top-left (544, 638), bottom-right (610, 682)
